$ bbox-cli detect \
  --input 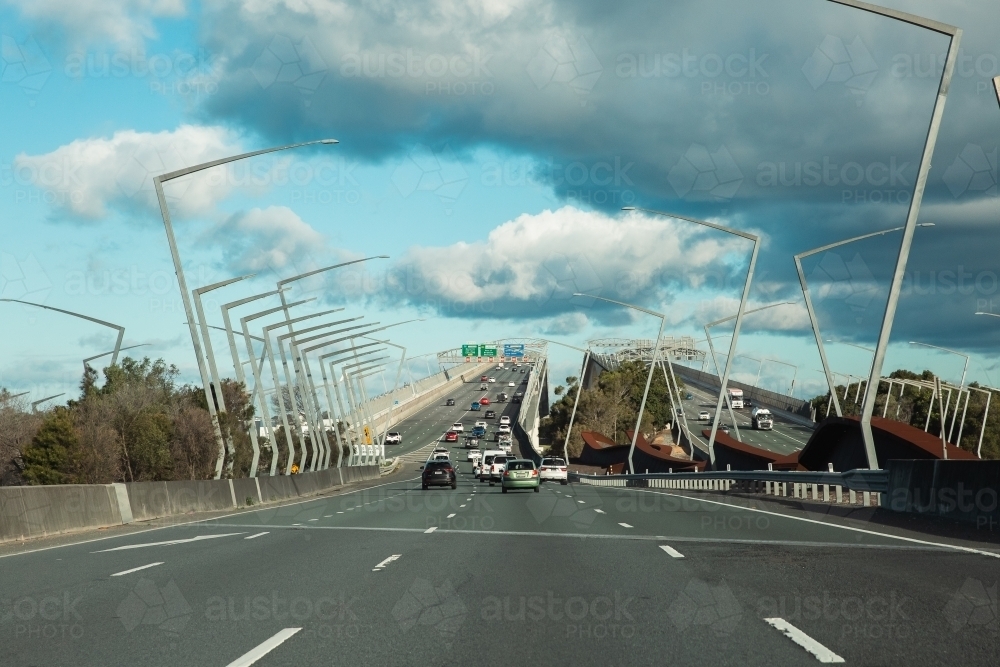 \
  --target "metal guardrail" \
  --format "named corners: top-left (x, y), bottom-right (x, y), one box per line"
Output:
top-left (570, 468), bottom-right (888, 493)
